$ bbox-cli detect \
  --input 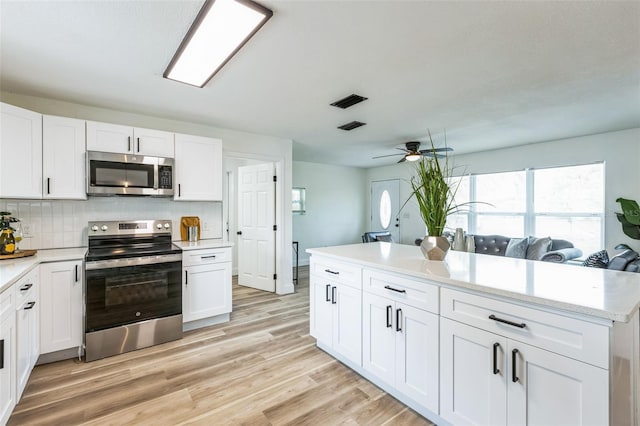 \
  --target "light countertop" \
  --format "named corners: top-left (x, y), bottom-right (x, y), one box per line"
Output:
top-left (0, 247), bottom-right (87, 295)
top-left (173, 239), bottom-right (233, 251)
top-left (307, 243), bottom-right (640, 323)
